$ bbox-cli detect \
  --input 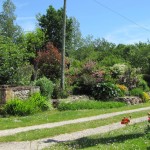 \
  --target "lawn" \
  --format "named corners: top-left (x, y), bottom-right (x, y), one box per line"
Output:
top-left (0, 109), bottom-right (149, 142)
top-left (48, 122), bottom-right (150, 150)
top-left (0, 102), bottom-right (149, 130)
